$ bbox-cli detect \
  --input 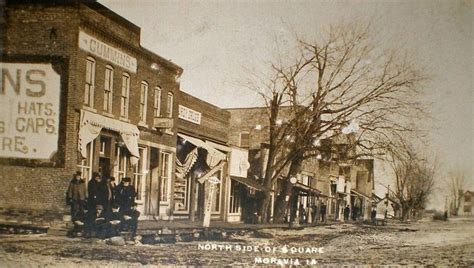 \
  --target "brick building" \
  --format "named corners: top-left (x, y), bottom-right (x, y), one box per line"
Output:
top-left (176, 91), bottom-right (259, 223)
top-left (227, 107), bottom-right (375, 223)
top-left (0, 0), bottom-right (182, 224)
top-left (227, 107), bottom-right (323, 223)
